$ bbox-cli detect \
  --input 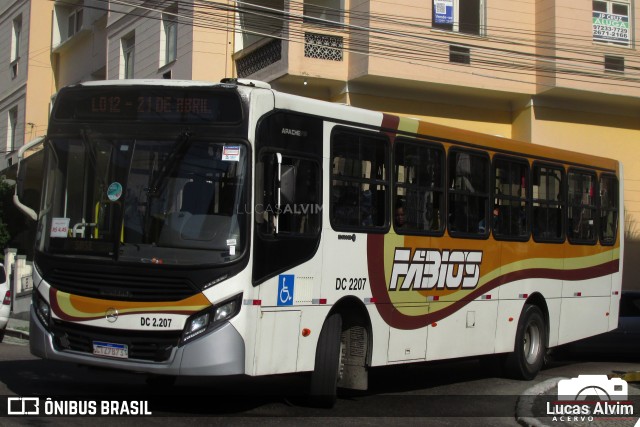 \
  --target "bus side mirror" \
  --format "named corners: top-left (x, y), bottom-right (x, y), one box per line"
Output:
top-left (14, 137), bottom-right (44, 221)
